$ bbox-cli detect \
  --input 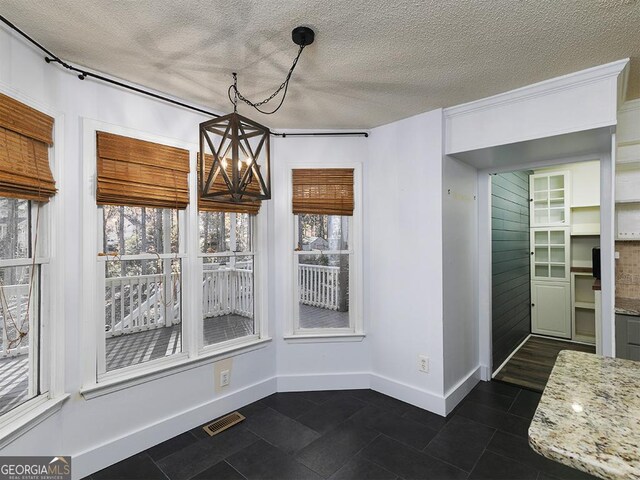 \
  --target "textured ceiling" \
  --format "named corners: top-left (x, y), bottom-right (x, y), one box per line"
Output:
top-left (2, 0), bottom-right (639, 129)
